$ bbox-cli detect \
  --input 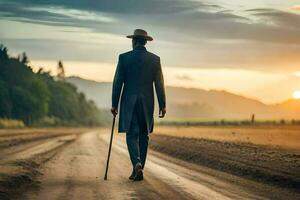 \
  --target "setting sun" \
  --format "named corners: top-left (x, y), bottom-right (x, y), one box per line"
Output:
top-left (293, 91), bottom-right (300, 99)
